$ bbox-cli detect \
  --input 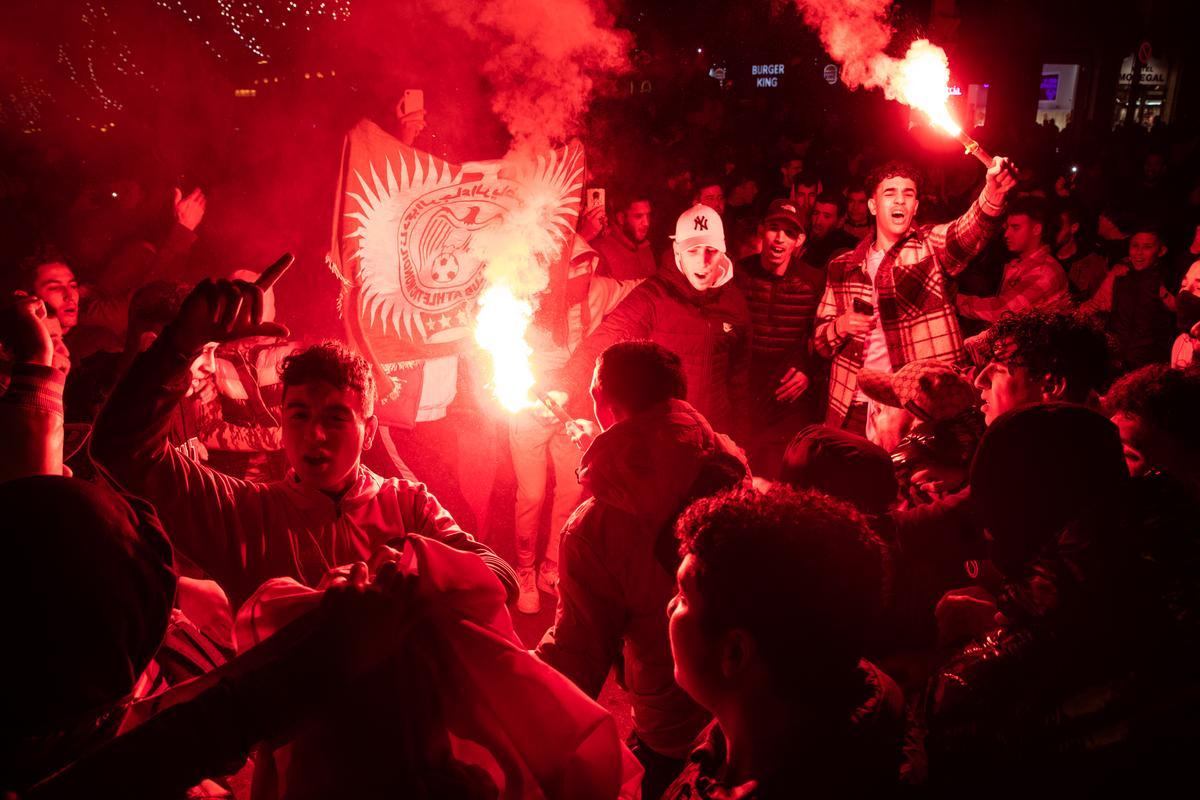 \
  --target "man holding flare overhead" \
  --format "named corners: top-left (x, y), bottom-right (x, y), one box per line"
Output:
top-left (814, 155), bottom-right (1016, 436)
